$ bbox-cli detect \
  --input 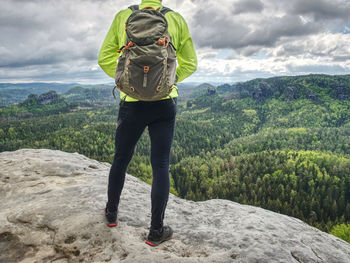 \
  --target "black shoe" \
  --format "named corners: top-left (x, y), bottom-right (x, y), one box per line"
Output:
top-left (145, 226), bottom-right (173, 247)
top-left (105, 207), bottom-right (118, 227)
